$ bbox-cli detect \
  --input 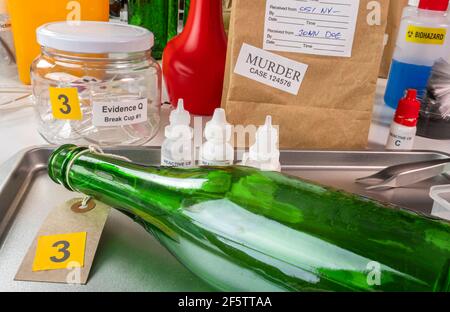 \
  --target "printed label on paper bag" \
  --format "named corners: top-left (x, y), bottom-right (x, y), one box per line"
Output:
top-left (93, 99), bottom-right (148, 127)
top-left (15, 198), bottom-right (110, 285)
top-left (234, 43), bottom-right (309, 95)
top-left (263, 0), bottom-right (360, 57)
top-left (406, 25), bottom-right (447, 45)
